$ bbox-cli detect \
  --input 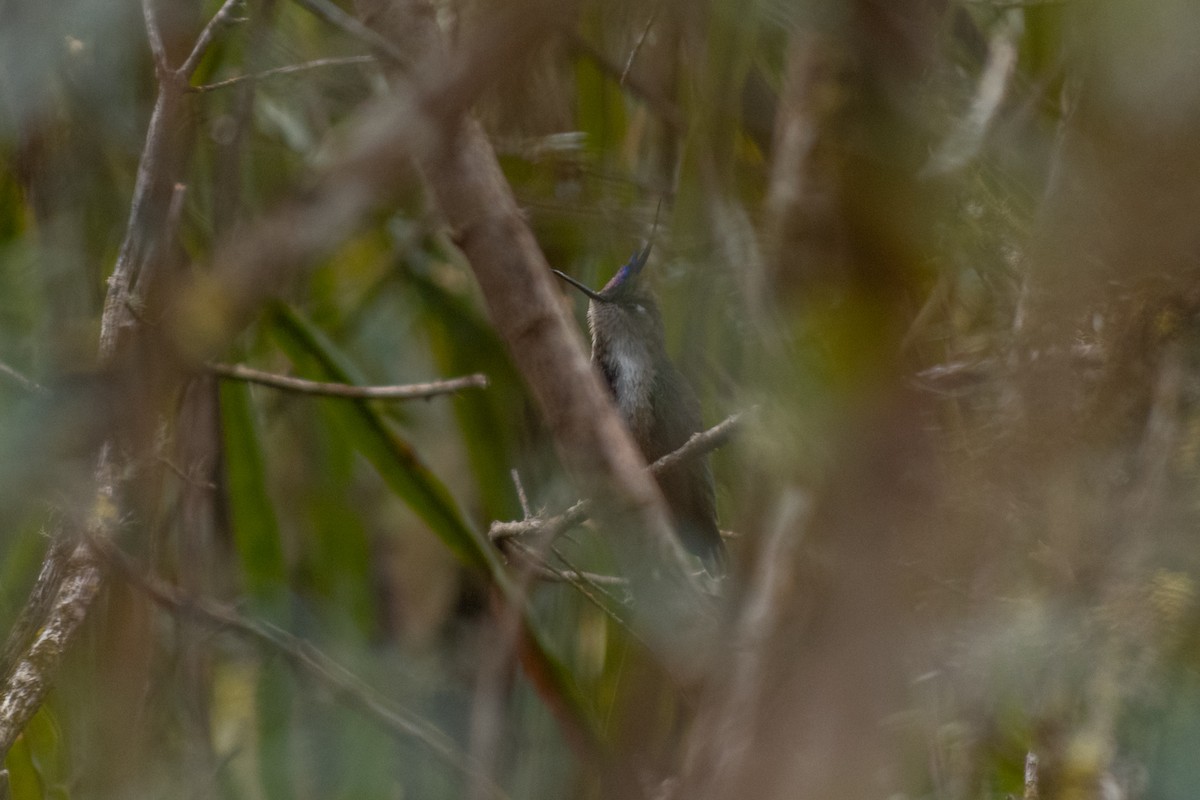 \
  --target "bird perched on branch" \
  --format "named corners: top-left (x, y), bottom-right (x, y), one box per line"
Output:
top-left (553, 246), bottom-right (725, 573)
